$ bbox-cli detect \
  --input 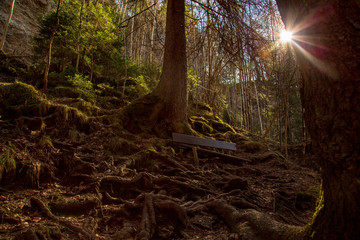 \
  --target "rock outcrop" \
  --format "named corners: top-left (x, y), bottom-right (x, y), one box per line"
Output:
top-left (0, 0), bottom-right (53, 64)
